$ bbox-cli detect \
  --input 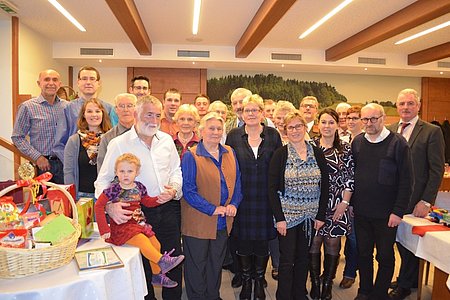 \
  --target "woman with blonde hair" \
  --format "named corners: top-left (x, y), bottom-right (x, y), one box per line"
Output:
top-left (173, 104), bottom-right (200, 159)
top-left (273, 101), bottom-right (296, 144)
